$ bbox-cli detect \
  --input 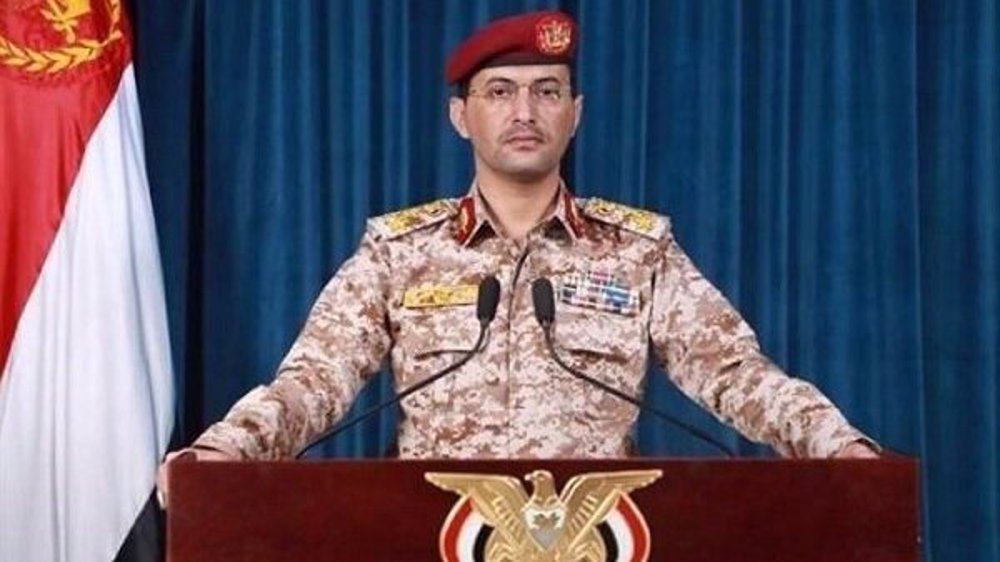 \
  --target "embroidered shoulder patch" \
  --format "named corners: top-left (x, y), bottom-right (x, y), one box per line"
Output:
top-left (369, 199), bottom-right (457, 240)
top-left (581, 198), bottom-right (670, 240)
